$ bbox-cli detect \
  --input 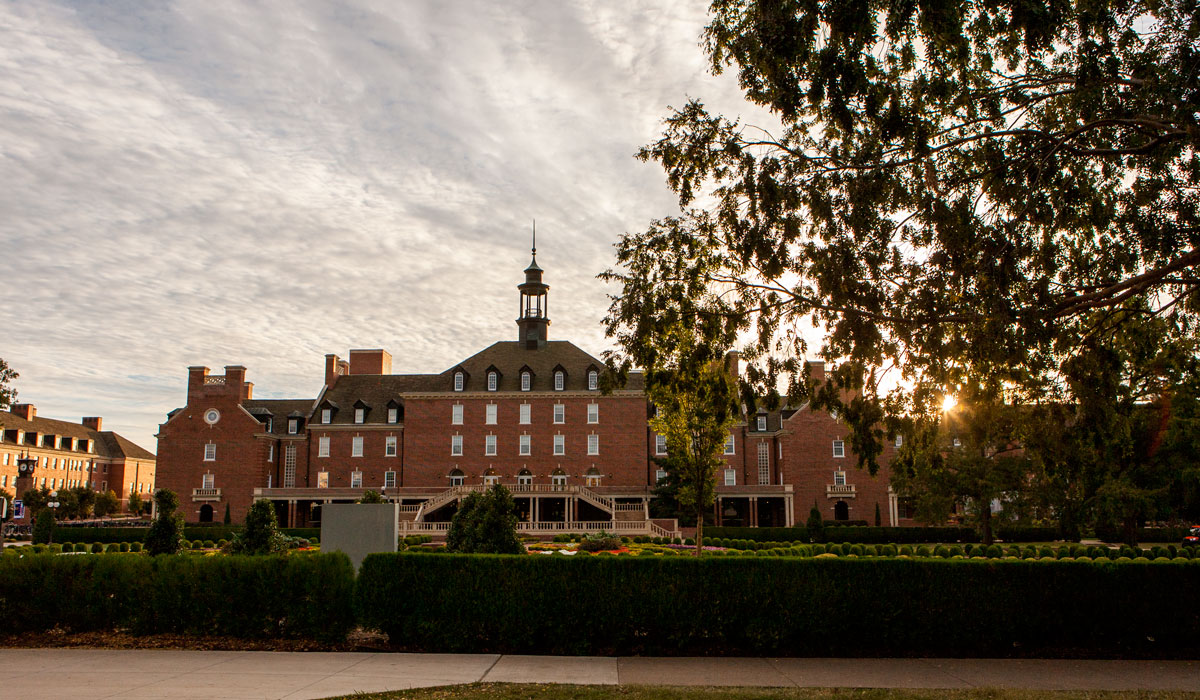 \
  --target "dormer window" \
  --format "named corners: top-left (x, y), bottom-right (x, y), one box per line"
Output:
top-left (354, 408), bottom-right (365, 424)
top-left (454, 371), bottom-right (464, 392)
top-left (487, 371), bottom-right (498, 391)
top-left (757, 415), bottom-right (767, 431)
top-left (588, 370), bottom-right (598, 391)
top-left (521, 371), bottom-right (531, 391)
top-left (388, 407), bottom-right (399, 423)
top-left (321, 408), bottom-right (332, 424)
top-left (554, 371), bottom-right (564, 391)
top-left (288, 419), bottom-right (299, 434)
